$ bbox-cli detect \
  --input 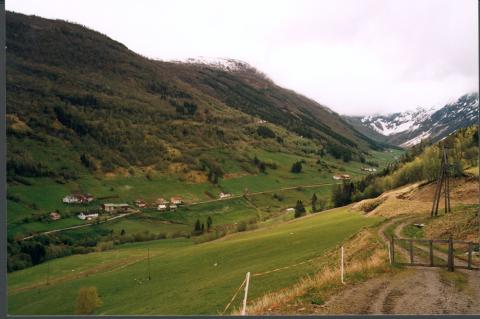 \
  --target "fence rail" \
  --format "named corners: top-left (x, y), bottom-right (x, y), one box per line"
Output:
top-left (390, 236), bottom-right (480, 271)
